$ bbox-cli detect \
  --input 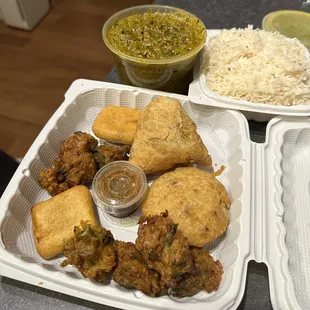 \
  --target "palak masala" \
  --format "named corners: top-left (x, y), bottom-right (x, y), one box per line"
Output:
top-left (141, 167), bottom-right (231, 246)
